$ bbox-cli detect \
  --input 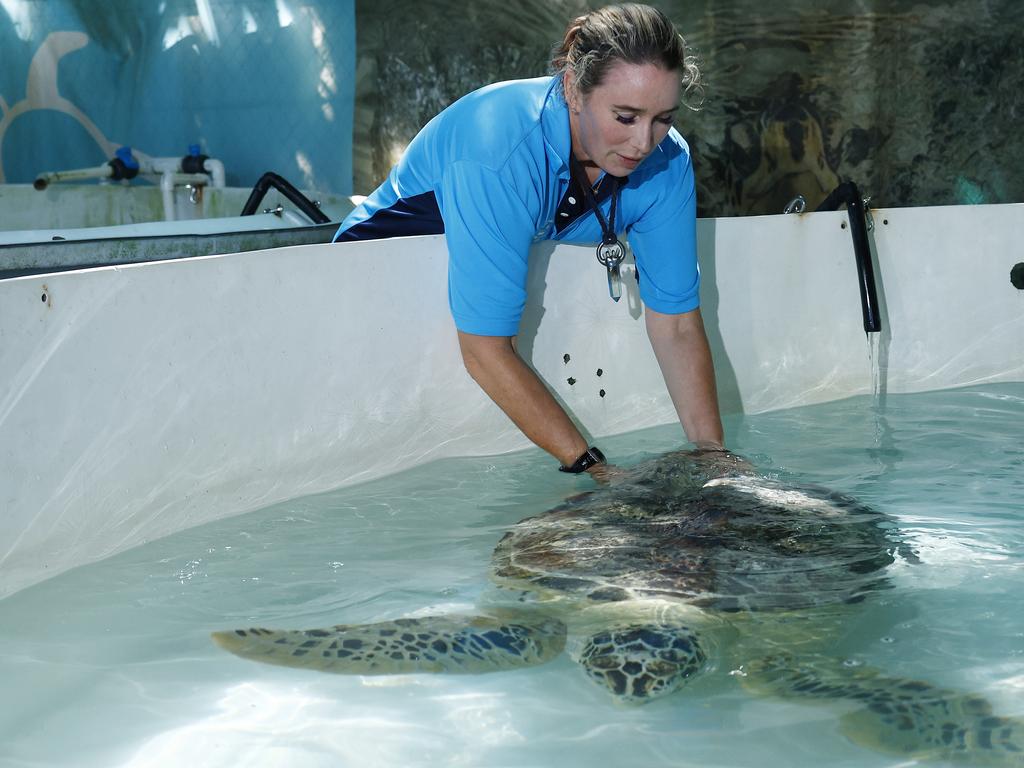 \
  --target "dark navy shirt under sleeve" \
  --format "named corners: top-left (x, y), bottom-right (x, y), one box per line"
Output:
top-left (335, 76), bottom-right (701, 336)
